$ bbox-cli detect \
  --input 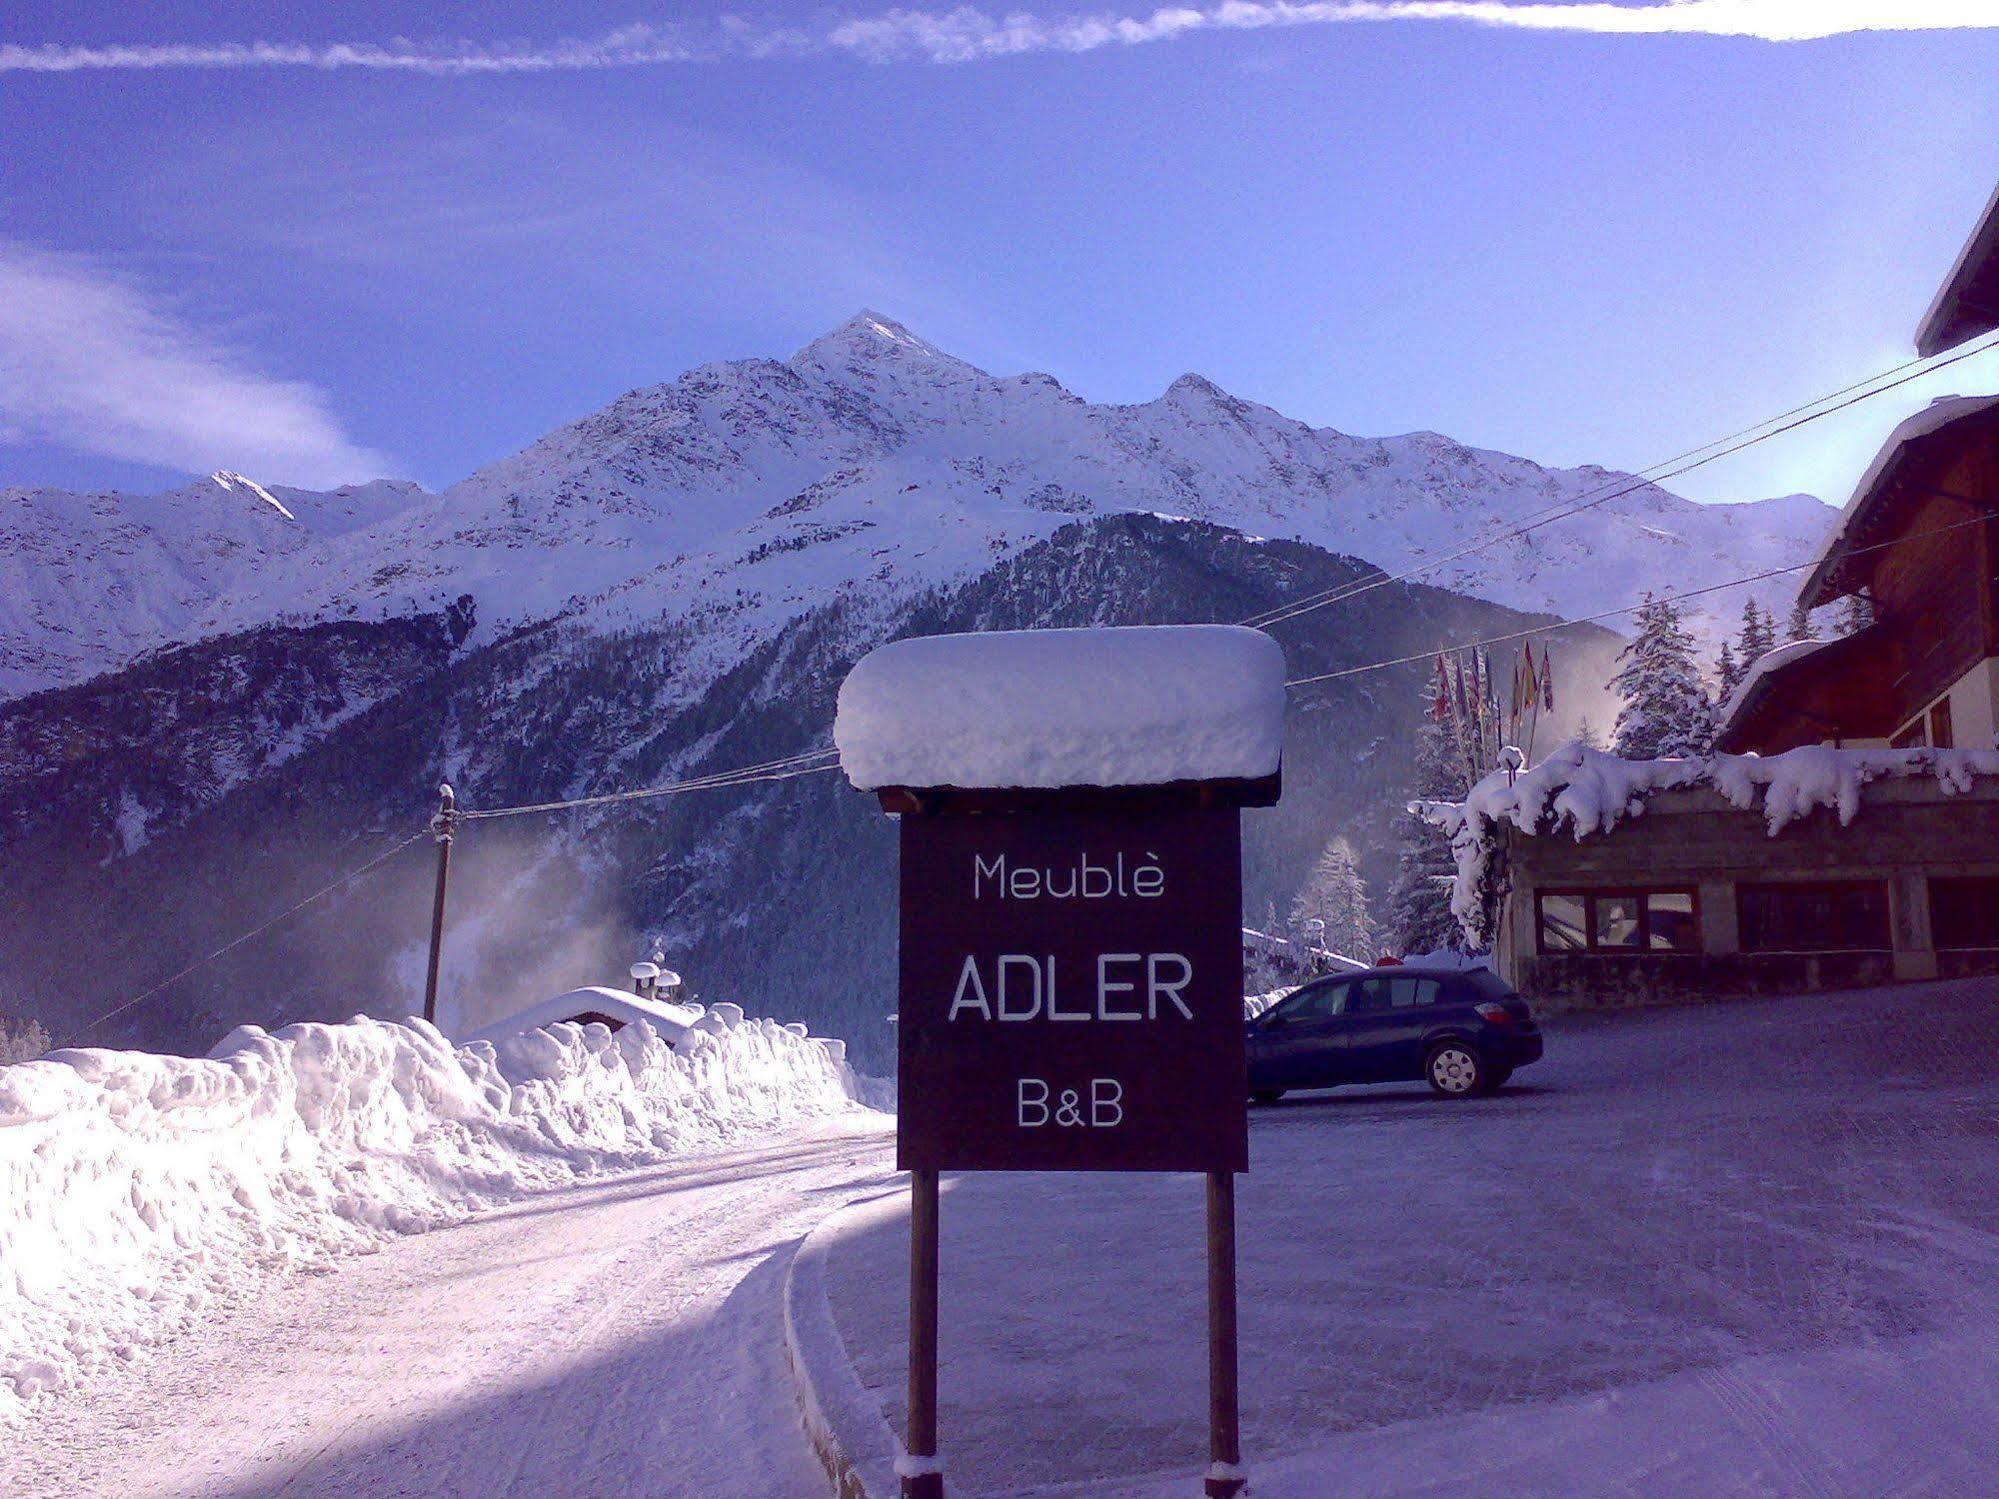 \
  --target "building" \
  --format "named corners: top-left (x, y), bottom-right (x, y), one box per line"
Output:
top-left (1454, 186), bottom-right (1999, 1011)
top-left (1479, 754), bottom-right (1999, 1008)
top-left (1718, 190), bottom-right (1999, 757)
